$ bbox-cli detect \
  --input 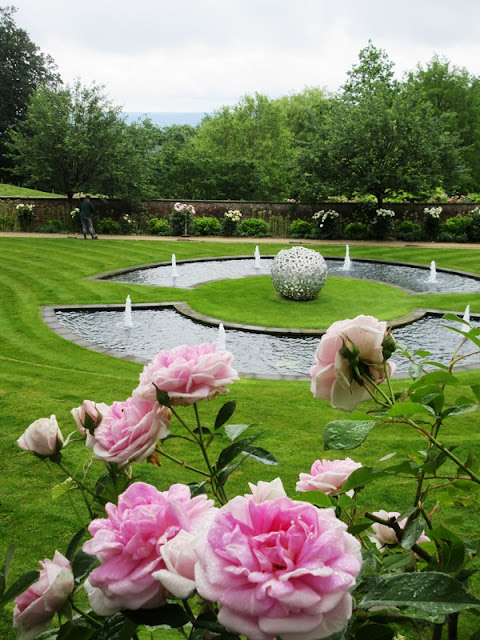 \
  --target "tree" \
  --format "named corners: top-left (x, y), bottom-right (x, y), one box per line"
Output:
top-left (8, 80), bottom-right (156, 206)
top-left (0, 5), bottom-right (60, 176)
top-left (298, 86), bottom-right (468, 206)
top-left (193, 93), bottom-right (294, 199)
top-left (406, 55), bottom-right (480, 192)
top-left (341, 40), bottom-right (397, 101)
